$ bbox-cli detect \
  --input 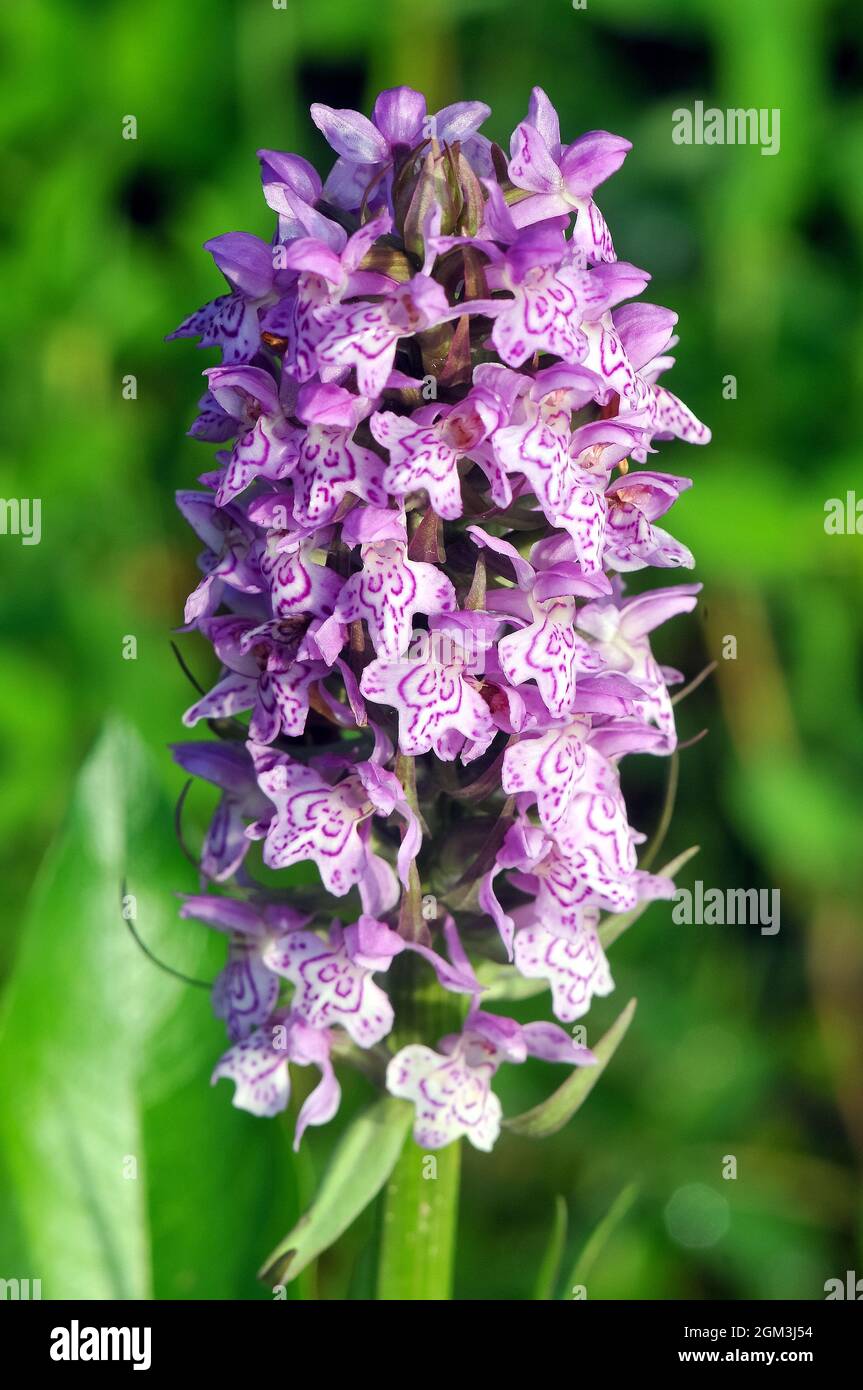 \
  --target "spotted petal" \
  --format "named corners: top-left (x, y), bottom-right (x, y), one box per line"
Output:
top-left (334, 542), bottom-right (456, 657)
top-left (212, 1025), bottom-right (290, 1118)
top-left (361, 651), bottom-right (494, 758)
top-left (386, 1045), bottom-right (502, 1151)
top-left (265, 930), bottom-right (394, 1047)
top-left (250, 752), bottom-right (370, 894)
top-left (167, 292), bottom-right (262, 364)
top-left (514, 919), bottom-right (614, 1023)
